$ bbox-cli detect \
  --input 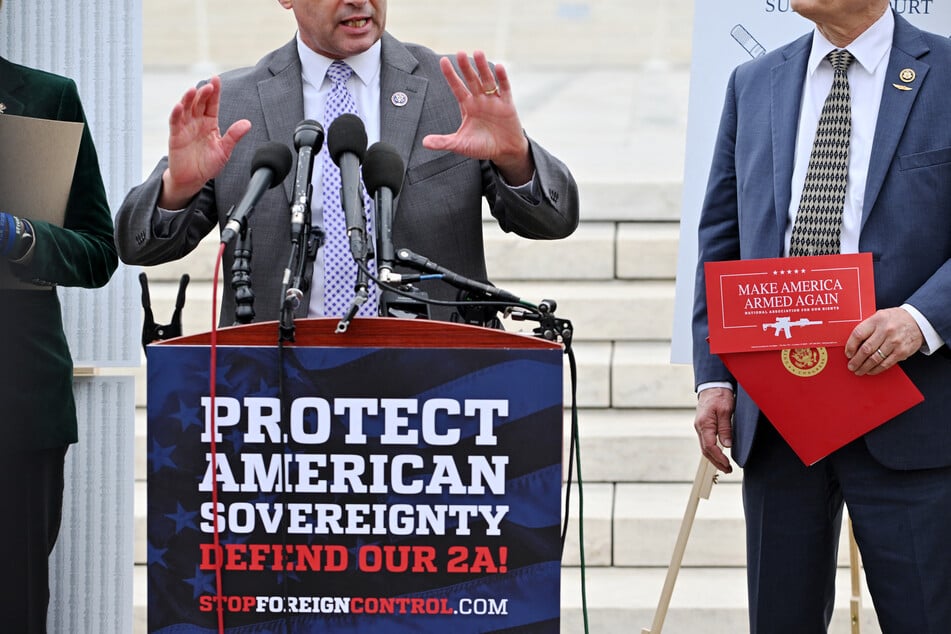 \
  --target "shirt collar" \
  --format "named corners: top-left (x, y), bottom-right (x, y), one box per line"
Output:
top-left (296, 34), bottom-right (382, 89)
top-left (806, 8), bottom-right (893, 76)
